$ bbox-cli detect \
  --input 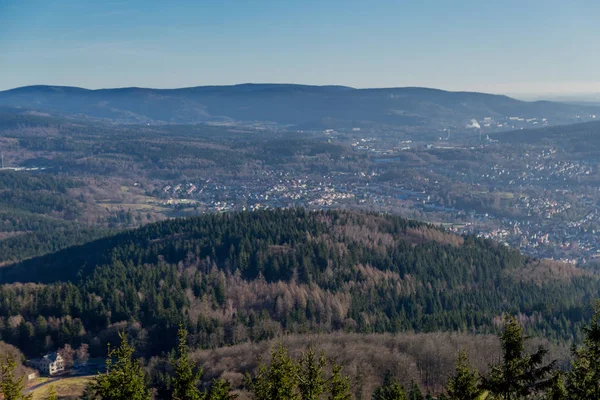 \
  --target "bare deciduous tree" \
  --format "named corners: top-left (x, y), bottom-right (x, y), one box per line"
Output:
top-left (76, 343), bottom-right (89, 366)
top-left (58, 344), bottom-right (75, 369)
